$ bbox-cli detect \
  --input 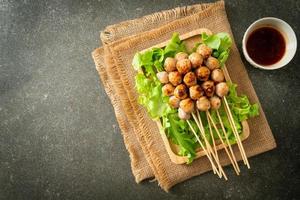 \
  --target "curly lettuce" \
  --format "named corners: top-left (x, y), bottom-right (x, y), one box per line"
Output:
top-left (201, 32), bottom-right (232, 66)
